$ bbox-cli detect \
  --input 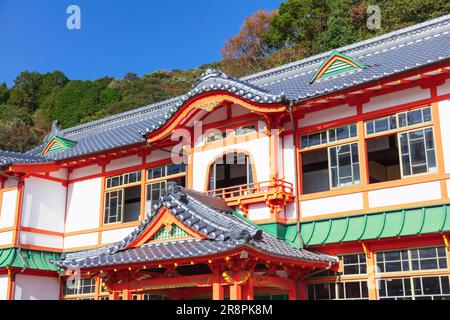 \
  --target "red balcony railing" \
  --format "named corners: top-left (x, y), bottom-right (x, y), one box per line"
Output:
top-left (206, 178), bottom-right (294, 200)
